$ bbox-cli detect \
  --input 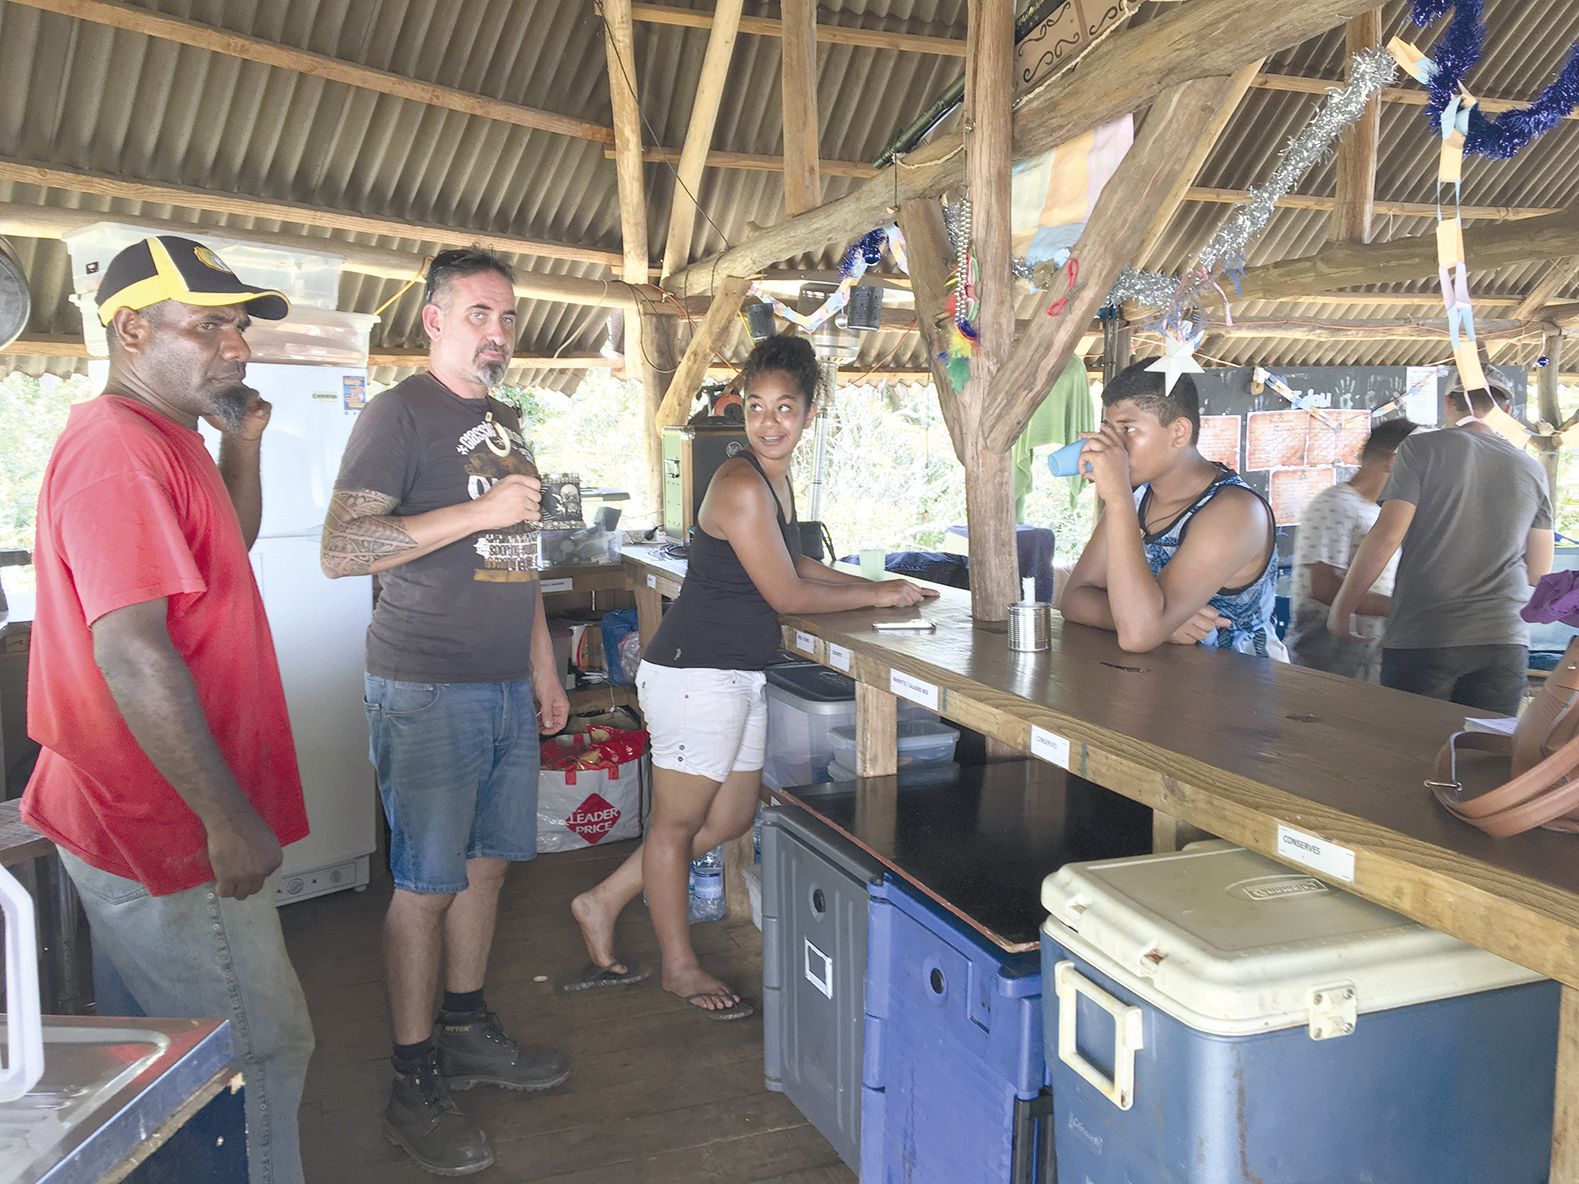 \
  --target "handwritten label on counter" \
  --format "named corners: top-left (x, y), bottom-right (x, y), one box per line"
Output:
top-left (795, 631), bottom-right (817, 655)
top-left (540, 577), bottom-right (574, 594)
top-left (827, 643), bottom-right (852, 672)
top-left (890, 671), bottom-right (940, 711)
top-left (1029, 726), bottom-right (1072, 770)
top-left (646, 574), bottom-right (658, 589)
top-left (1275, 825), bottom-right (1355, 883)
